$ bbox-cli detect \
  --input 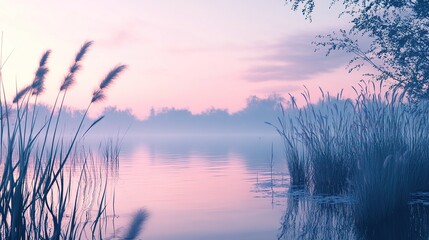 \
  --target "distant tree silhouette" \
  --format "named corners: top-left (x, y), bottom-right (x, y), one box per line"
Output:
top-left (135, 95), bottom-right (284, 135)
top-left (236, 94), bottom-right (284, 118)
top-left (287, 0), bottom-right (429, 101)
